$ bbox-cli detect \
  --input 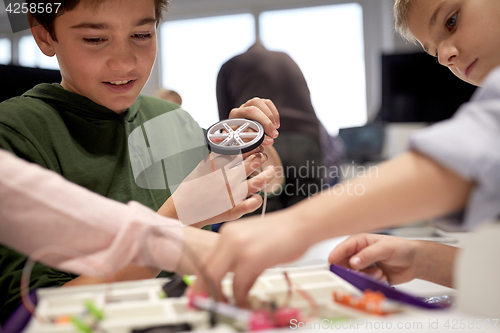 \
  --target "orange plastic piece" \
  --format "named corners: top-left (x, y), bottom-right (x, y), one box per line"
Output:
top-left (333, 290), bottom-right (389, 315)
top-left (54, 315), bottom-right (72, 325)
